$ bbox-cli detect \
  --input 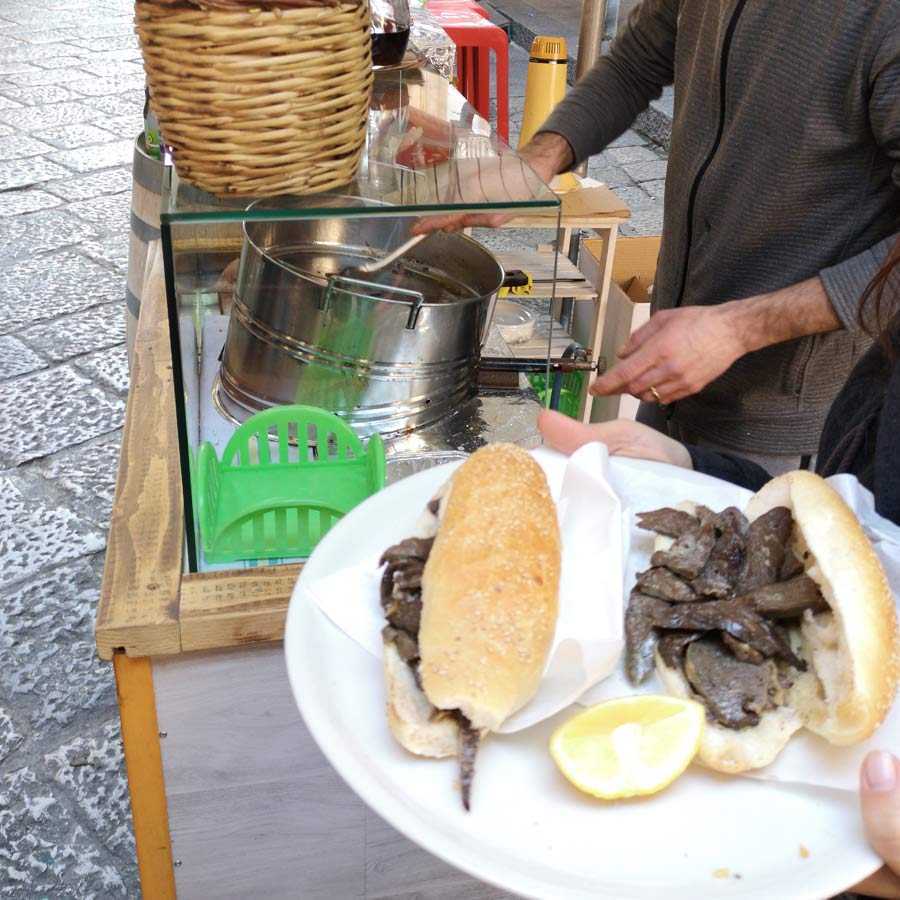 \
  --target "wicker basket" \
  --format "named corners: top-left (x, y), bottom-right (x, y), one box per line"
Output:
top-left (135, 0), bottom-right (373, 198)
